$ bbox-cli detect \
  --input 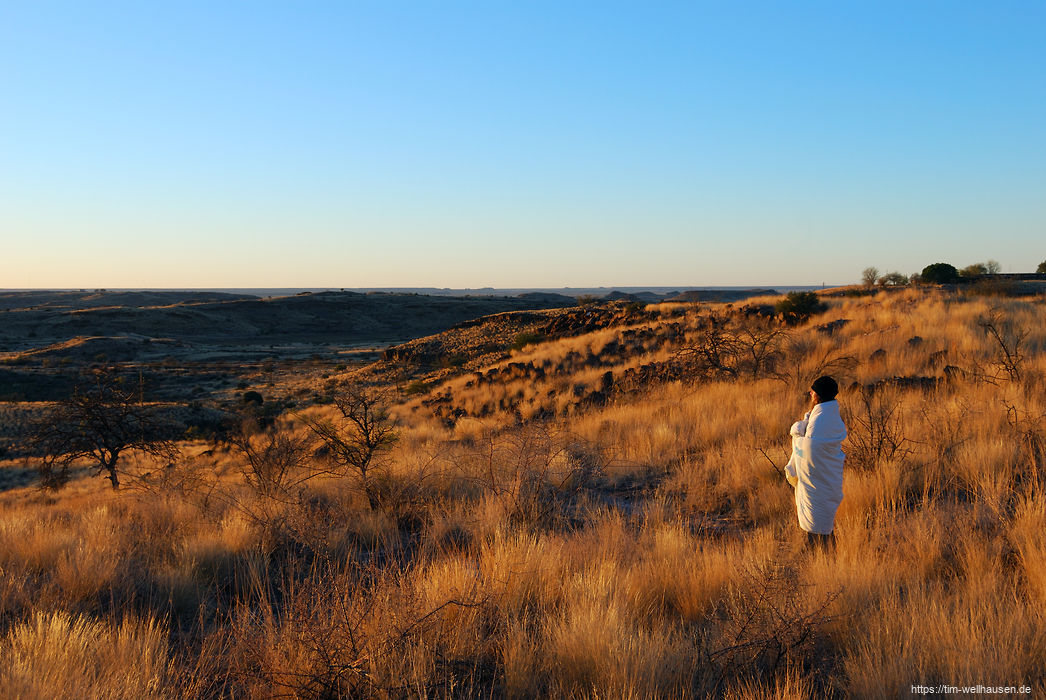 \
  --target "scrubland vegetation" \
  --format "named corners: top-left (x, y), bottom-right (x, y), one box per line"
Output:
top-left (2, 288), bottom-right (1045, 697)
